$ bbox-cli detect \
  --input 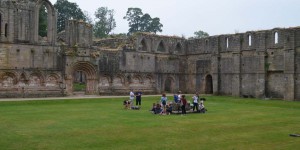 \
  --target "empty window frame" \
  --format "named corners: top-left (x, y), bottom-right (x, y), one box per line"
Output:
top-left (175, 43), bottom-right (182, 53)
top-left (248, 34), bottom-right (252, 46)
top-left (274, 32), bottom-right (278, 44)
top-left (157, 41), bottom-right (166, 52)
top-left (226, 37), bottom-right (229, 48)
top-left (0, 14), bottom-right (2, 36)
top-left (140, 39), bottom-right (147, 51)
top-left (5, 23), bottom-right (8, 37)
